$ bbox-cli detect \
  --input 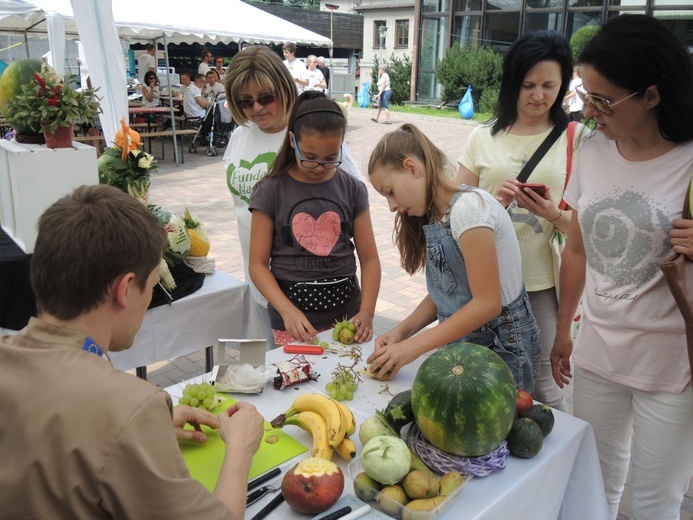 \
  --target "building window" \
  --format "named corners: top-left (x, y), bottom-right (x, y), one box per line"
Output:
top-left (374, 20), bottom-right (387, 48)
top-left (396, 20), bottom-right (410, 48)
